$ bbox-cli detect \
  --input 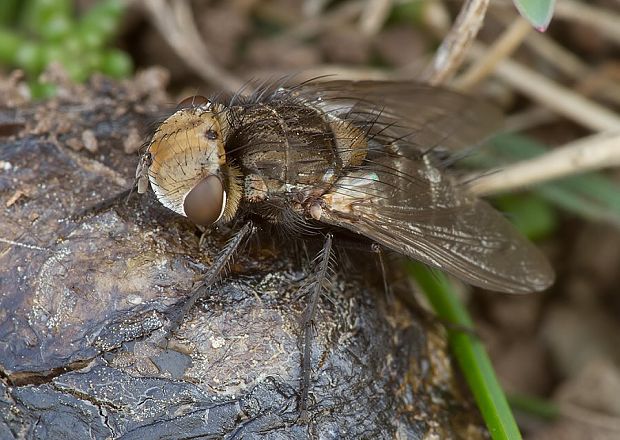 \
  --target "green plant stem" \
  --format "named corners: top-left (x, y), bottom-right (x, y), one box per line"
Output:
top-left (408, 262), bottom-right (522, 440)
